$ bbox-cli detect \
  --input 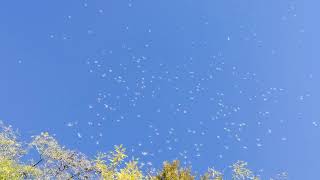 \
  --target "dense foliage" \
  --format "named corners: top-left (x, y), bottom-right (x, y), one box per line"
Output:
top-left (0, 122), bottom-right (286, 180)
